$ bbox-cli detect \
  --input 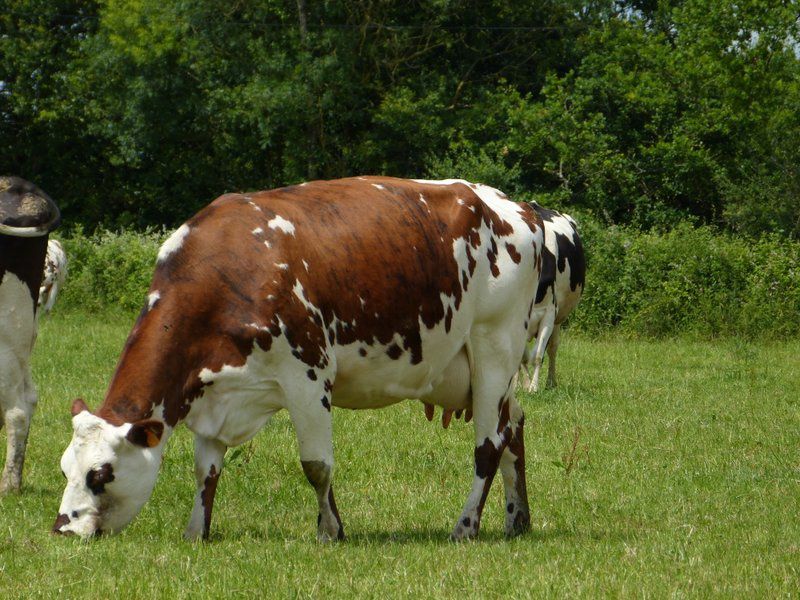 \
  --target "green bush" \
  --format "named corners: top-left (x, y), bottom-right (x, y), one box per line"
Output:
top-left (570, 217), bottom-right (800, 339)
top-left (56, 227), bottom-right (166, 312)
